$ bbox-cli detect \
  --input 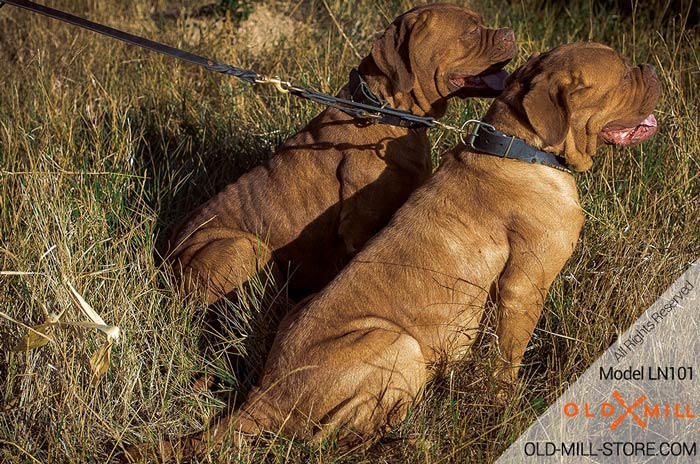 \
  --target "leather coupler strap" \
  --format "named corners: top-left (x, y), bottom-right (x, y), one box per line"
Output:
top-left (466, 121), bottom-right (571, 173)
